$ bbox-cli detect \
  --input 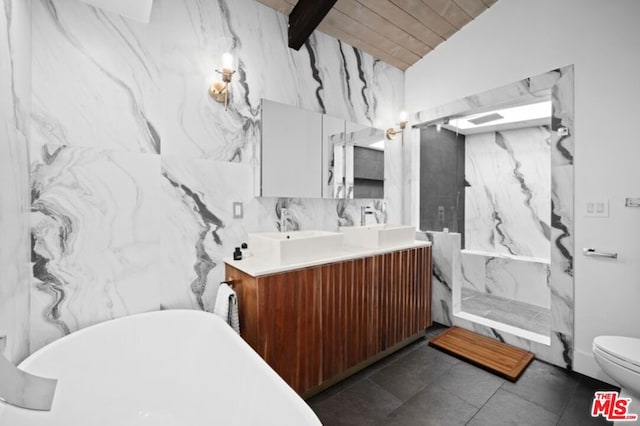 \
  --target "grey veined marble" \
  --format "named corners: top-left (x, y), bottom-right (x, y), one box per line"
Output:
top-left (30, 145), bottom-right (163, 351)
top-left (26, 0), bottom-right (403, 353)
top-left (461, 251), bottom-right (550, 309)
top-left (465, 127), bottom-right (551, 260)
top-left (415, 66), bottom-right (574, 370)
top-left (0, 0), bottom-right (31, 364)
top-left (420, 231), bottom-right (461, 327)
